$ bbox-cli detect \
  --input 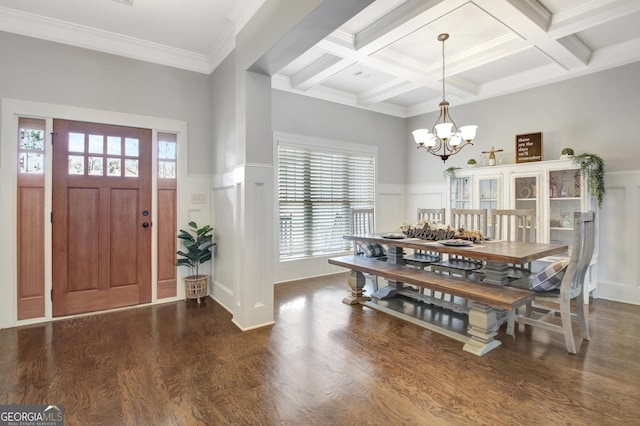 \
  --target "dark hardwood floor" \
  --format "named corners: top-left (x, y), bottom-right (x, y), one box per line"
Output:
top-left (1, 273), bottom-right (639, 425)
